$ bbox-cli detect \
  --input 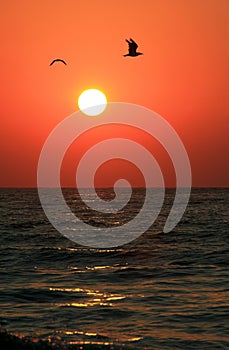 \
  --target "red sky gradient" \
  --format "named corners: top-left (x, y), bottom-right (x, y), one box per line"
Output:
top-left (1, 0), bottom-right (228, 187)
